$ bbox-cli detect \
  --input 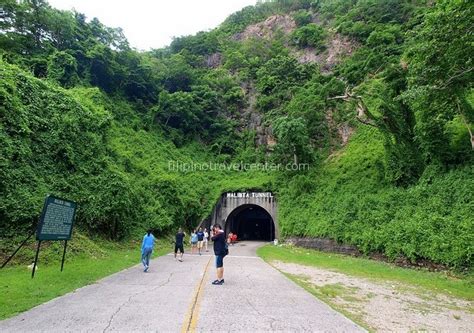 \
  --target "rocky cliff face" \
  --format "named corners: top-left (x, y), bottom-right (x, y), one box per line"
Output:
top-left (229, 14), bottom-right (357, 150)
top-left (240, 81), bottom-right (276, 149)
top-left (292, 33), bottom-right (357, 74)
top-left (233, 14), bottom-right (297, 41)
